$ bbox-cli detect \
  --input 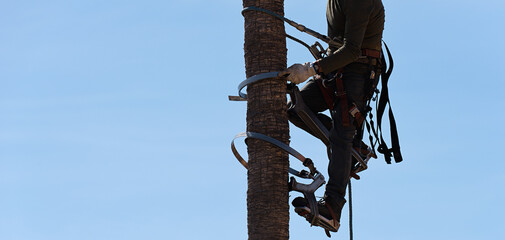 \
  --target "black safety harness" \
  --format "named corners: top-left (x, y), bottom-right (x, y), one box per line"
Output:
top-left (230, 6), bottom-right (403, 238)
